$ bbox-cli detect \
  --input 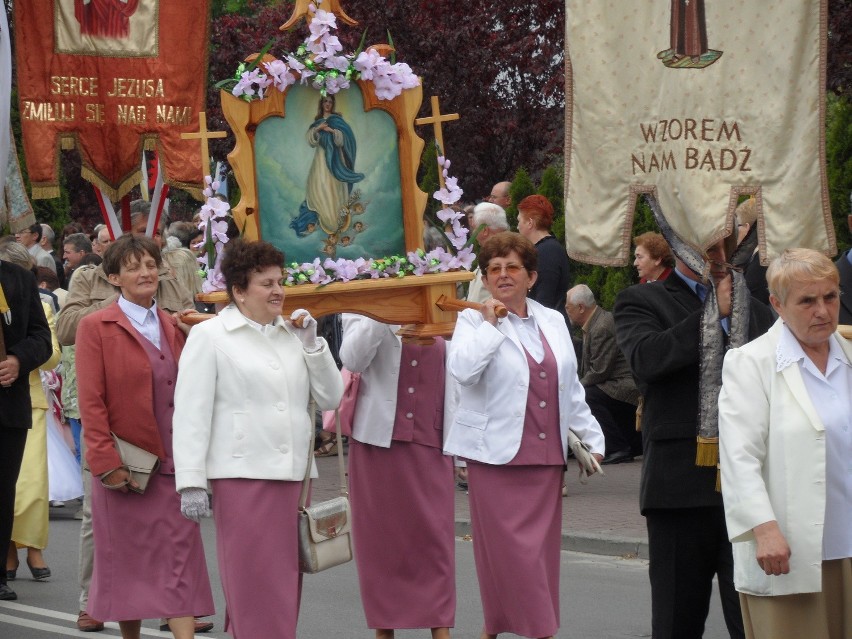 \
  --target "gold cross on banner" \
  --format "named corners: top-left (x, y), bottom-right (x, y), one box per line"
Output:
top-left (180, 112), bottom-right (227, 180)
top-left (415, 96), bottom-right (459, 189)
